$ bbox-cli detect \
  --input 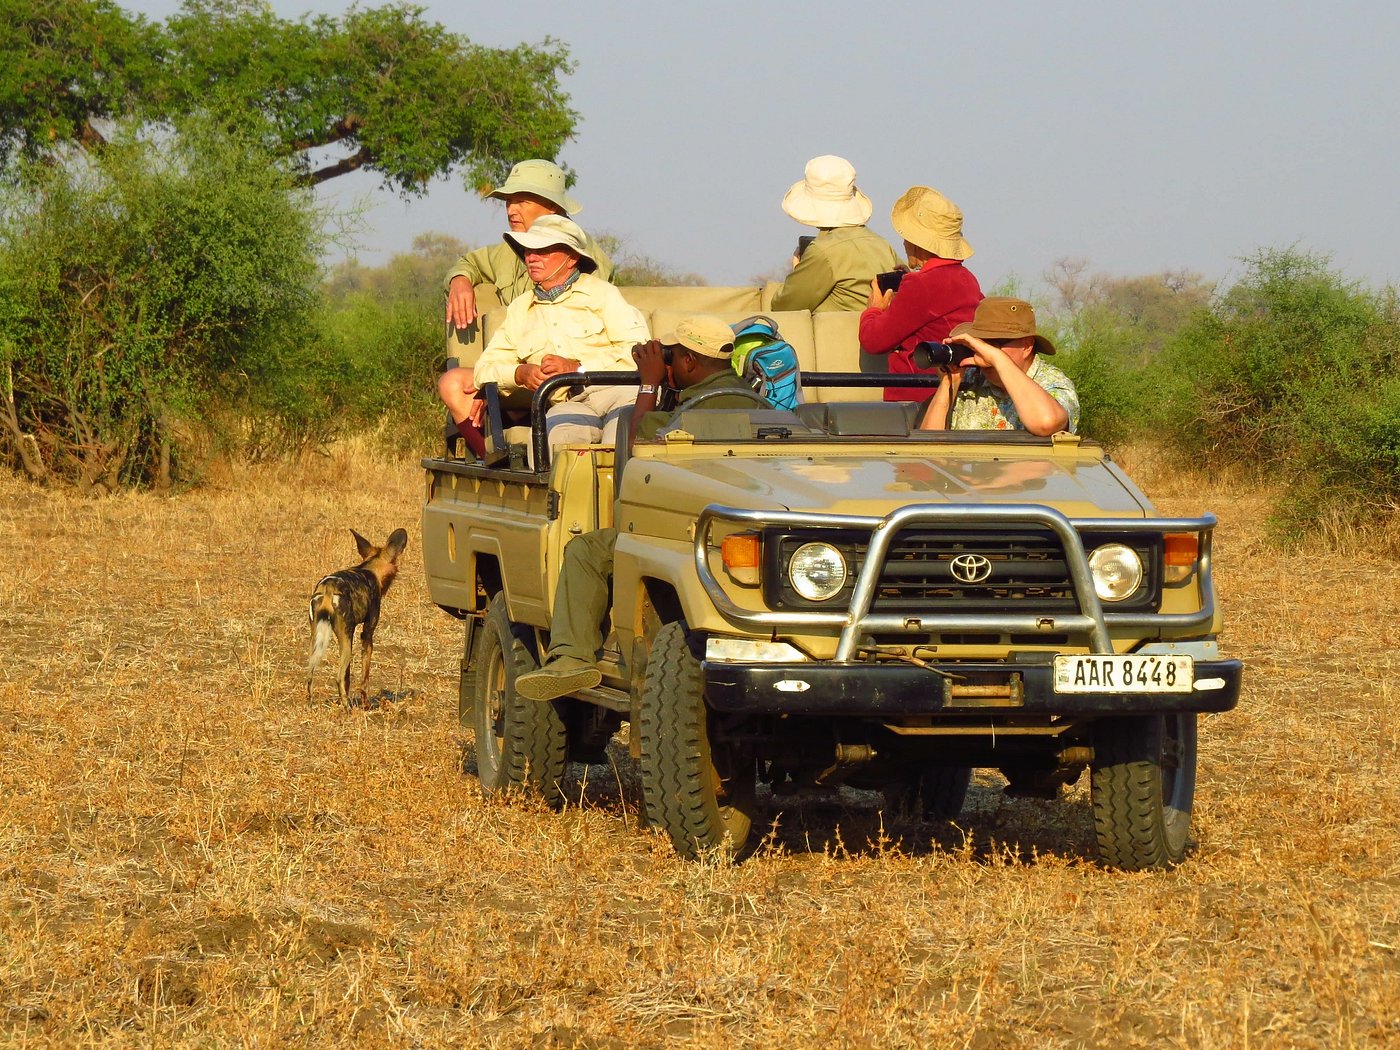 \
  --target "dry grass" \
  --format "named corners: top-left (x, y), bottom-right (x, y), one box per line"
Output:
top-left (1, 441), bottom-right (1396, 1048)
